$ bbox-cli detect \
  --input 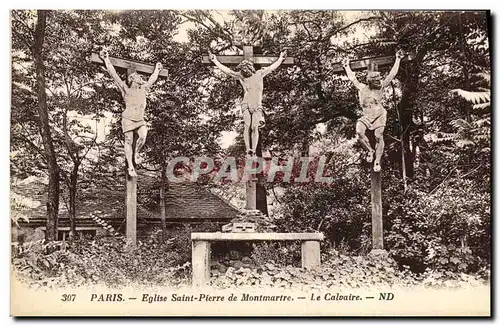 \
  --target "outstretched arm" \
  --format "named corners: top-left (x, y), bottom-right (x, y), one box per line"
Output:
top-left (381, 50), bottom-right (405, 88)
top-left (144, 62), bottom-right (164, 88)
top-left (261, 50), bottom-right (287, 77)
top-left (342, 58), bottom-right (363, 89)
top-left (99, 50), bottom-right (126, 92)
top-left (209, 52), bottom-right (241, 79)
